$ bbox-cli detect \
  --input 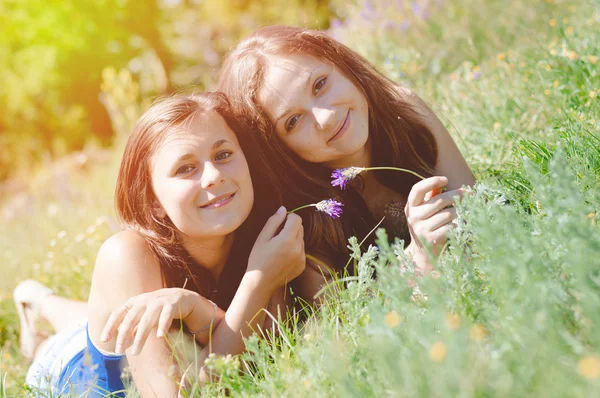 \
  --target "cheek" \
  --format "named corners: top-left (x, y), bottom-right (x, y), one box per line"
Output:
top-left (156, 180), bottom-right (197, 213)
